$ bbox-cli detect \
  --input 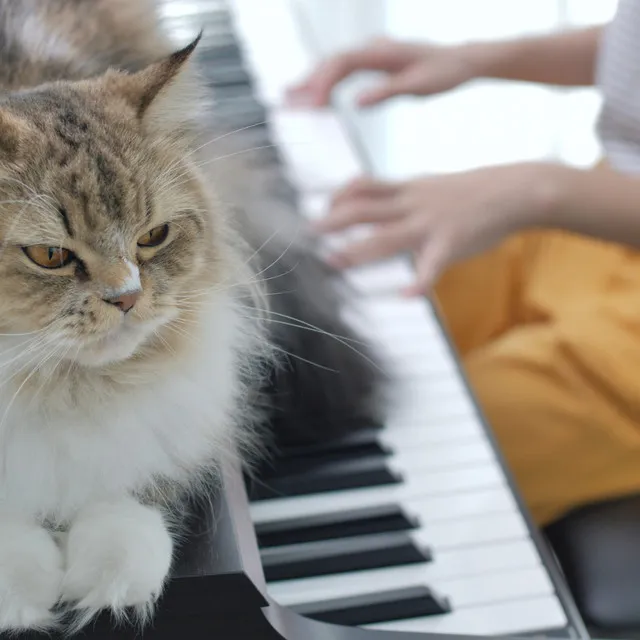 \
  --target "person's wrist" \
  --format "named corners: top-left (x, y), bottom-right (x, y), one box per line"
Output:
top-left (521, 161), bottom-right (573, 229)
top-left (456, 40), bottom-right (502, 80)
